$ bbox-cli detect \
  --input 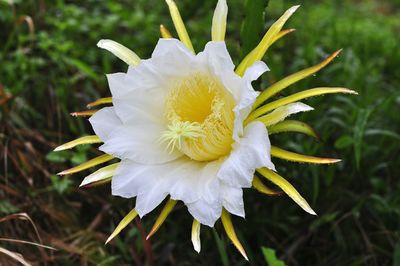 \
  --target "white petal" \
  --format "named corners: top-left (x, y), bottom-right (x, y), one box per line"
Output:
top-left (244, 61), bottom-right (269, 81)
top-left (105, 70), bottom-right (170, 164)
top-left (187, 198), bottom-right (222, 227)
top-left (231, 61), bottom-right (269, 141)
top-left (231, 89), bottom-right (259, 141)
top-left (111, 87), bottom-right (166, 125)
top-left (112, 160), bottom-right (170, 216)
top-left (112, 158), bottom-right (223, 220)
top-left (172, 160), bottom-right (222, 227)
top-left (97, 39), bottom-right (140, 65)
top-left (221, 184), bottom-right (245, 218)
top-left (169, 160), bottom-right (220, 204)
top-left (152, 38), bottom-right (194, 60)
top-left (109, 39), bottom-right (202, 124)
top-left (108, 39), bottom-right (196, 102)
top-left (106, 72), bottom-right (138, 99)
top-left (112, 160), bottom-right (150, 198)
top-left (99, 121), bottom-right (181, 164)
top-left (197, 41), bottom-right (235, 84)
top-left (218, 121), bottom-right (275, 188)
top-left (138, 38), bottom-right (197, 79)
top-left (135, 190), bottom-right (169, 218)
top-left (89, 107), bottom-right (122, 141)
